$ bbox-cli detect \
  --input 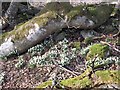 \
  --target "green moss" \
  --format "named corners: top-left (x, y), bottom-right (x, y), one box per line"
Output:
top-left (14, 11), bottom-right (56, 40)
top-left (10, 22), bottom-right (32, 40)
top-left (32, 11), bottom-right (57, 25)
top-left (66, 4), bottom-right (114, 27)
top-left (87, 4), bottom-right (114, 27)
top-left (86, 43), bottom-right (109, 60)
top-left (0, 11), bottom-right (57, 43)
top-left (0, 4), bottom-right (115, 45)
top-left (61, 77), bottom-right (92, 88)
top-left (39, 2), bottom-right (72, 16)
top-left (0, 32), bottom-right (9, 44)
top-left (14, 22), bottom-right (25, 30)
top-left (36, 69), bottom-right (119, 89)
top-left (84, 37), bottom-right (93, 45)
top-left (66, 4), bottom-right (84, 20)
top-left (37, 69), bottom-right (92, 88)
top-left (73, 41), bottom-right (81, 49)
top-left (94, 70), bottom-right (120, 84)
